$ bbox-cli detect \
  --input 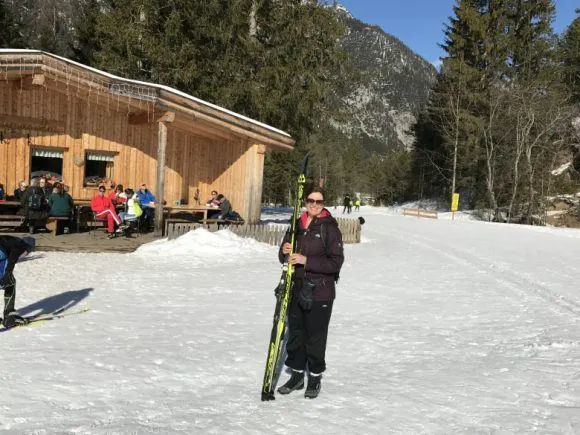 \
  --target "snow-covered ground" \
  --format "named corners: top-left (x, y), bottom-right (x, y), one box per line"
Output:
top-left (1, 206), bottom-right (580, 434)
